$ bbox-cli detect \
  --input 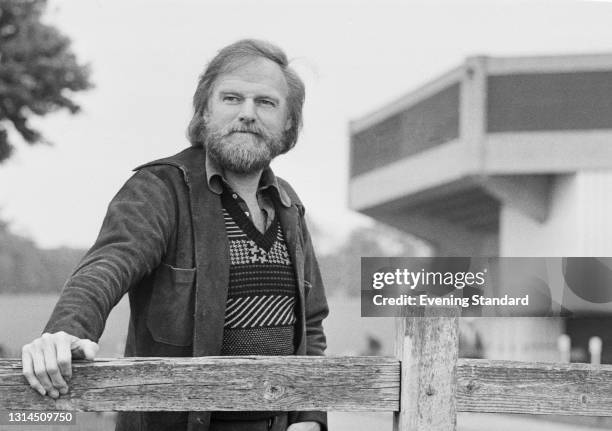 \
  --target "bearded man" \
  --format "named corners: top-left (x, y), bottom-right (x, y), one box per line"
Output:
top-left (21, 39), bottom-right (329, 431)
